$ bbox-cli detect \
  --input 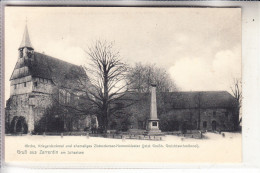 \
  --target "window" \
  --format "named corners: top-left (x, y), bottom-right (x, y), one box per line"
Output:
top-left (14, 84), bottom-right (17, 89)
top-left (203, 121), bottom-right (207, 128)
top-left (152, 122), bottom-right (157, 126)
top-left (213, 111), bottom-right (216, 116)
top-left (24, 82), bottom-right (26, 87)
top-left (33, 82), bottom-right (38, 87)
